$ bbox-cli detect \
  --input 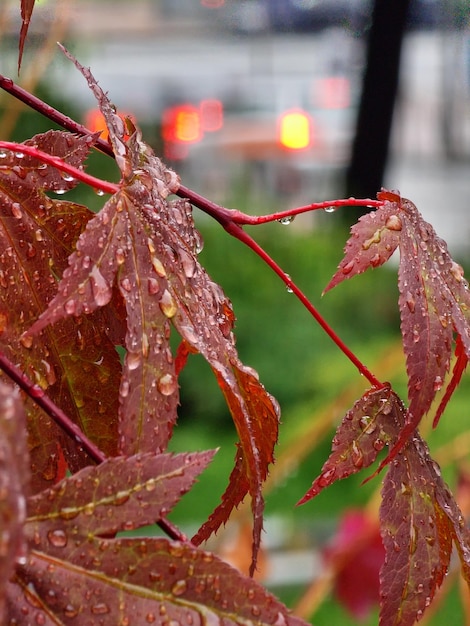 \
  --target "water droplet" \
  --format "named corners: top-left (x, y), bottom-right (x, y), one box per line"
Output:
top-left (127, 351), bottom-right (141, 371)
top-left (11, 202), bottom-right (22, 218)
top-left (410, 525), bottom-right (418, 554)
top-left (148, 277), bottom-right (160, 295)
top-left (15, 151), bottom-right (25, 159)
top-left (64, 299), bottom-right (76, 315)
top-left (35, 613), bottom-right (46, 625)
top-left (58, 507), bottom-right (79, 521)
top-left (251, 605), bottom-right (261, 617)
top-left (47, 529), bottom-right (68, 548)
top-left (0, 150), bottom-right (7, 158)
top-left (194, 231), bottom-right (204, 254)
top-left (342, 260), bottom-right (355, 275)
top-left (400, 481), bottom-right (412, 496)
top-left (90, 266), bottom-right (112, 306)
top-left (120, 277), bottom-right (132, 292)
top-left (351, 441), bottom-right (364, 468)
top-left (159, 289), bottom-right (177, 318)
top-left (318, 467), bottom-right (336, 487)
top-left (277, 215), bottom-right (296, 225)
top-left (433, 376), bottom-right (443, 392)
top-left (324, 206), bottom-right (337, 213)
top-left (146, 614), bottom-right (156, 623)
top-left (284, 274), bottom-right (293, 293)
top-left (149, 571), bottom-right (162, 583)
top-left (64, 605), bottom-right (79, 618)
top-left (405, 291), bottom-right (415, 313)
top-left (94, 188), bottom-right (105, 196)
top-left (385, 215), bottom-right (402, 231)
top-left (373, 438), bottom-right (385, 451)
top-left (157, 373), bottom-right (177, 396)
top-left (42, 360), bottom-right (57, 386)
top-left (424, 535), bottom-right (435, 546)
top-left (91, 603), bottom-right (110, 615)
top-left (20, 334), bottom-right (33, 349)
top-left (30, 384), bottom-right (45, 398)
top-left (359, 415), bottom-right (377, 434)
top-left (171, 579), bottom-right (187, 597)
top-left (274, 612), bottom-right (288, 626)
top-left (54, 188), bottom-right (67, 195)
top-left (431, 460), bottom-right (442, 477)
top-left (115, 248), bottom-right (125, 265)
top-left (180, 249), bottom-right (196, 278)
top-left (152, 257), bottom-right (167, 277)
top-left (61, 173), bottom-right (75, 182)
top-left (450, 261), bottom-right (465, 282)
